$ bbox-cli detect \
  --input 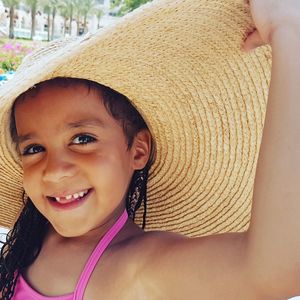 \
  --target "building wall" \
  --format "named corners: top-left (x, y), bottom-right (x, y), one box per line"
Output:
top-left (0, 0), bottom-right (115, 39)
